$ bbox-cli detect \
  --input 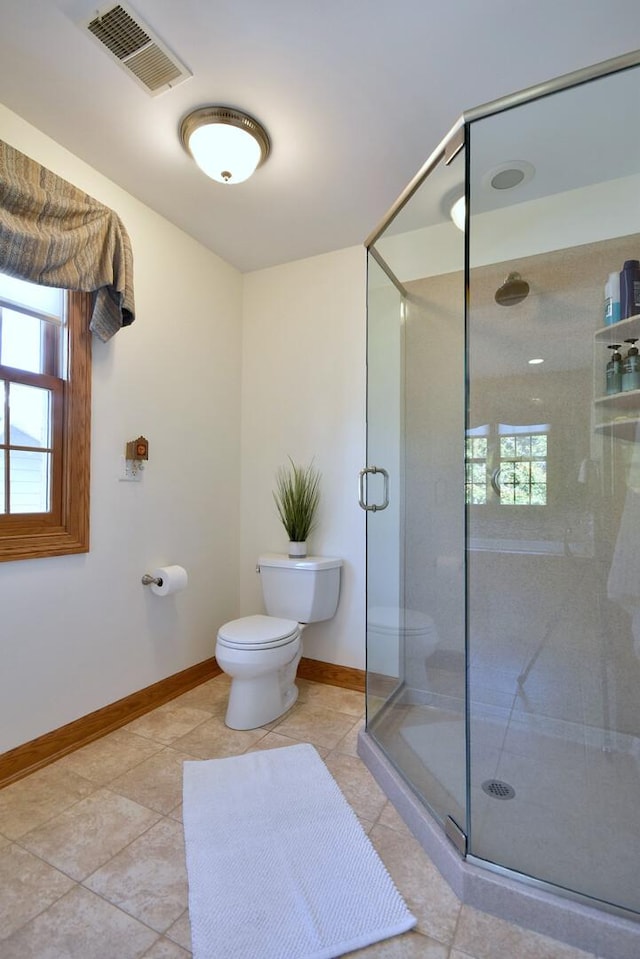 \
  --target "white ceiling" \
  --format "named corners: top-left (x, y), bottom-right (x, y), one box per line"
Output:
top-left (1, 0), bottom-right (640, 273)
